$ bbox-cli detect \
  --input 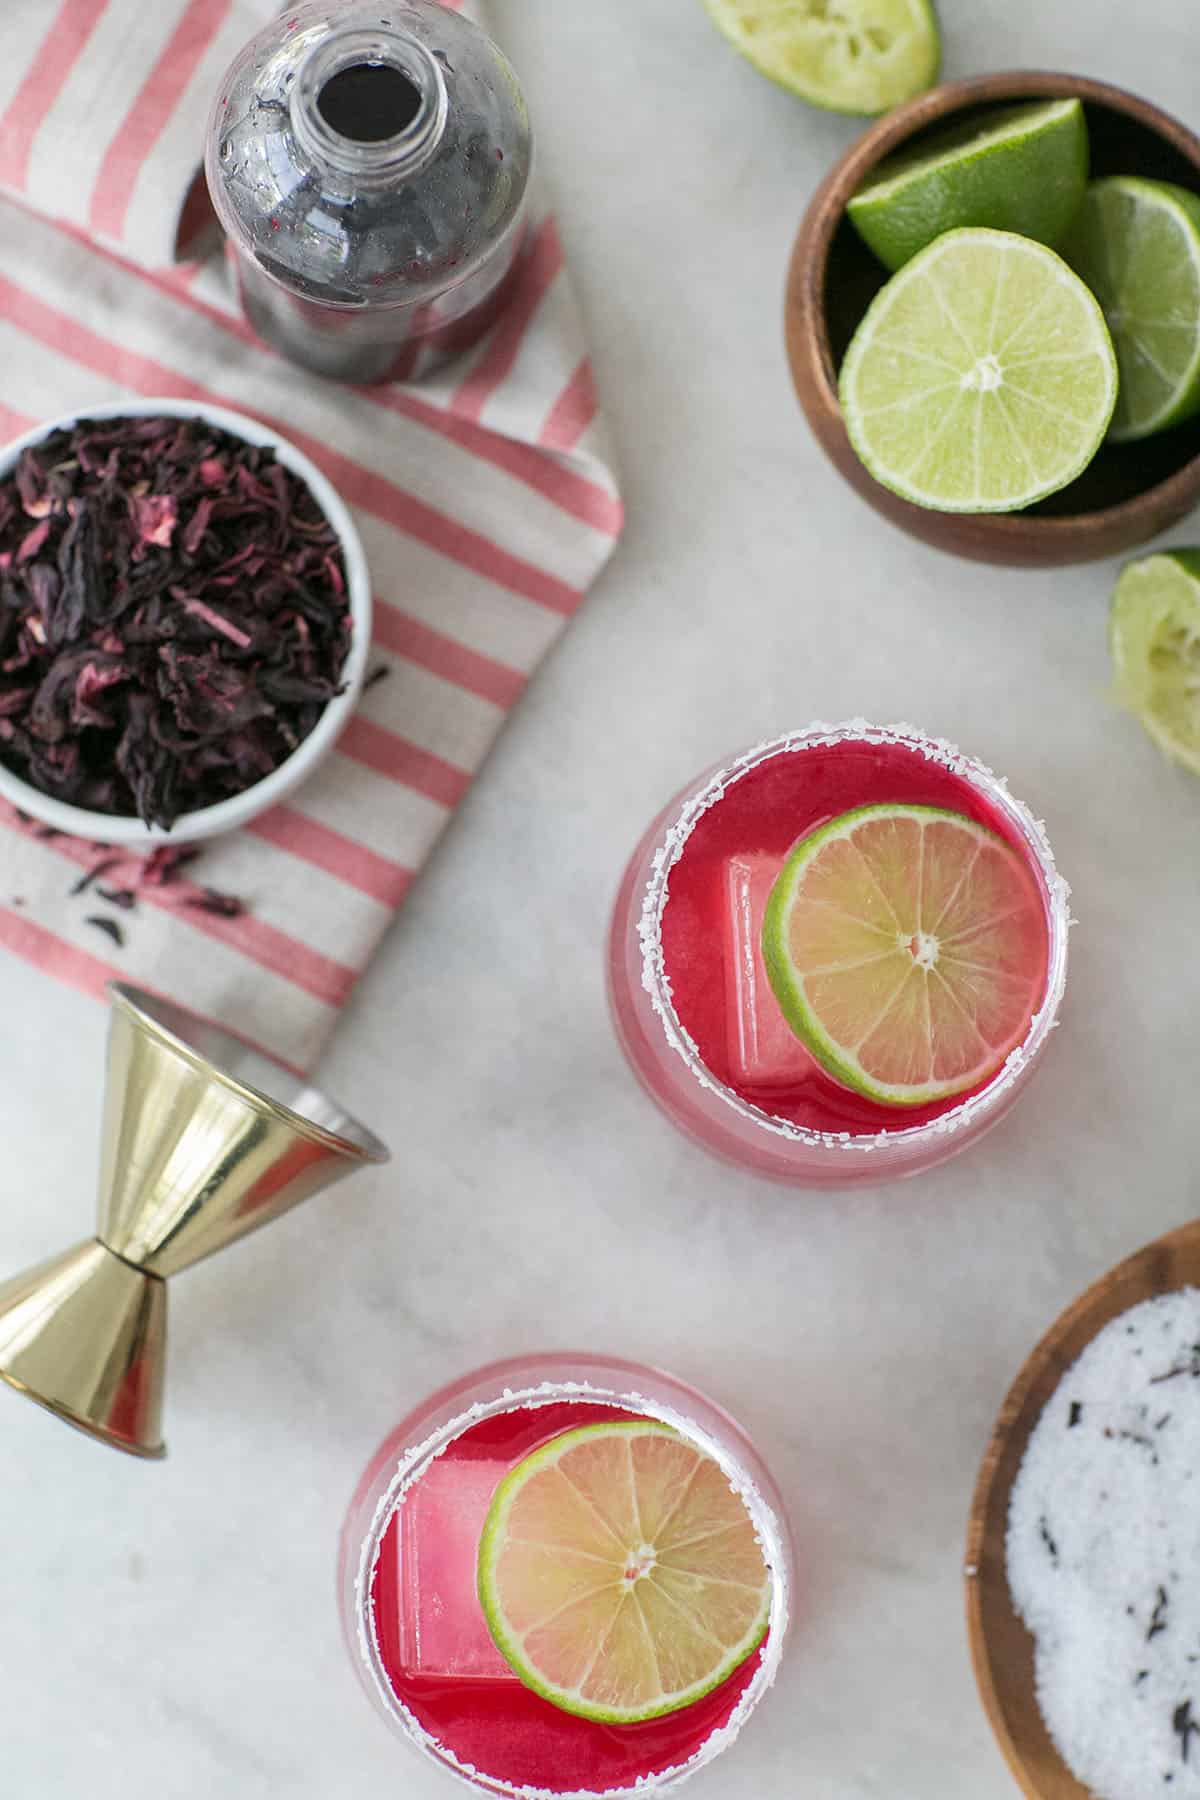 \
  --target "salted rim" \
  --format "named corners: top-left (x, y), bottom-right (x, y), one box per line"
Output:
top-left (637, 720), bottom-right (1072, 1155)
top-left (351, 1379), bottom-right (792, 1799)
